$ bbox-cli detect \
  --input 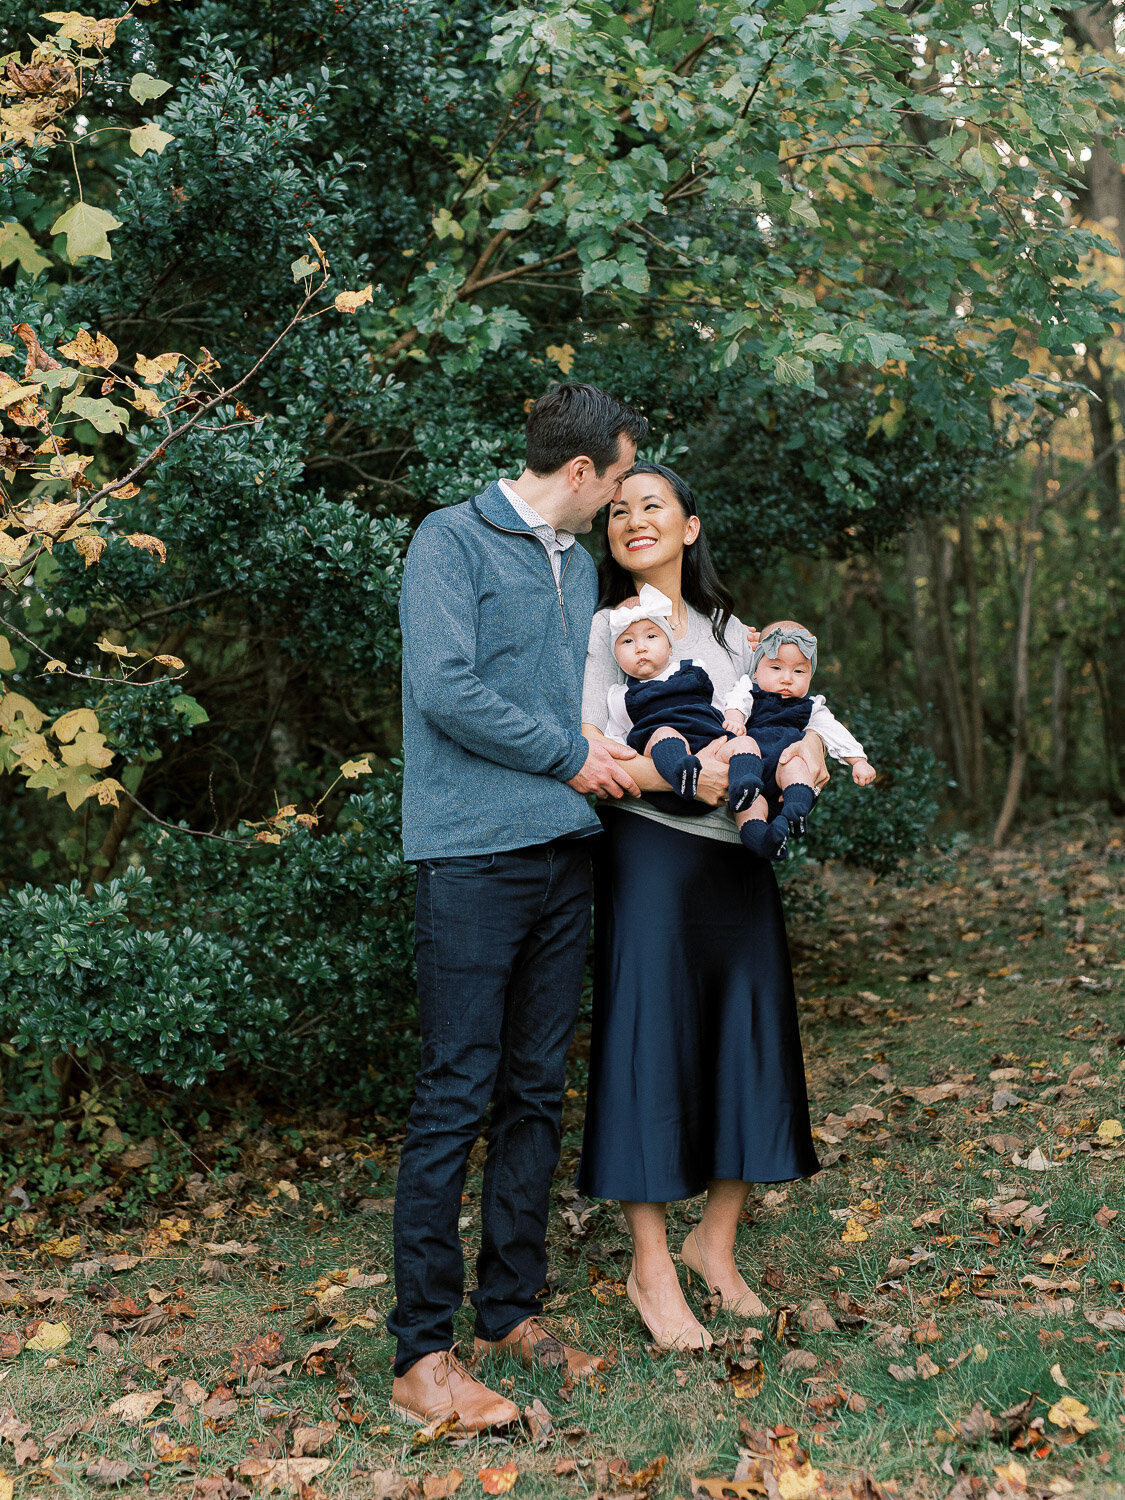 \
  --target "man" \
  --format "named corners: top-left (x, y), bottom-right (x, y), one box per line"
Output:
top-left (389, 383), bottom-right (649, 1428)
